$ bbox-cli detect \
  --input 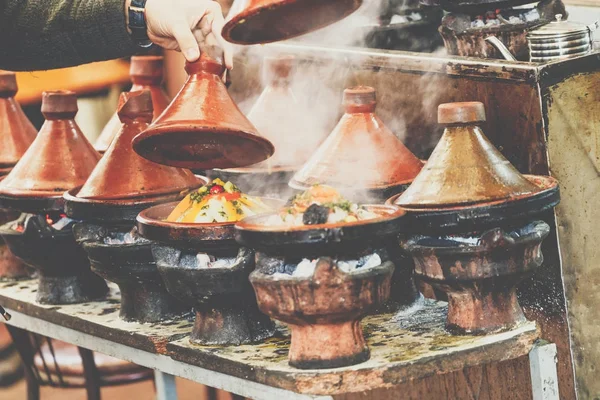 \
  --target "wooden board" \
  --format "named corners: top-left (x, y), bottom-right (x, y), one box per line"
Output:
top-left (13, 60), bottom-right (131, 105)
top-left (0, 280), bottom-right (538, 397)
